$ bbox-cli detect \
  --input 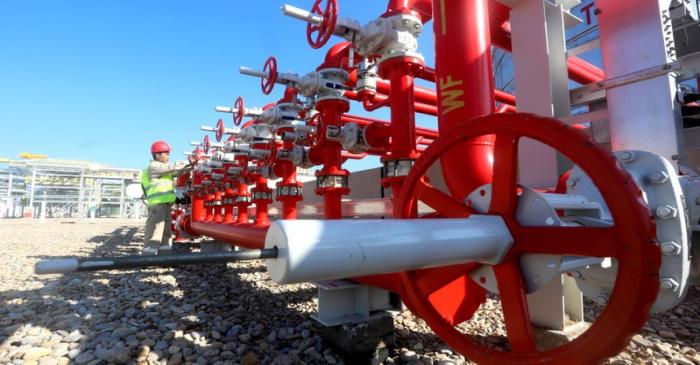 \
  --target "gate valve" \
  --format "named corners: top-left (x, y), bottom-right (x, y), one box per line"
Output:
top-left (276, 145), bottom-right (314, 168)
top-left (248, 165), bottom-right (276, 179)
top-left (204, 118), bottom-right (239, 142)
top-left (224, 141), bottom-right (252, 154)
top-left (249, 148), bottom-right (273, 160)
top-left (299, 68), bottom-right (350, 100)
top-left (281, 2), bottom-right (421, 61)
top-left (227, 166), bottom-right (244, 176)
top-left (238, 123), bottom-right (275, 142)
top-left (215, 96), bottom-right (263, 126)
top-left (324, 122), bottom-right (368, 153)
top-left (281, 2), bottom-right (361, 49)
top-left (258, 102), bottom-right (304, 125)
top-left (353, 14), bottom-right (423, 61)
top-left (240, 57), bottom-right (288, 95)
